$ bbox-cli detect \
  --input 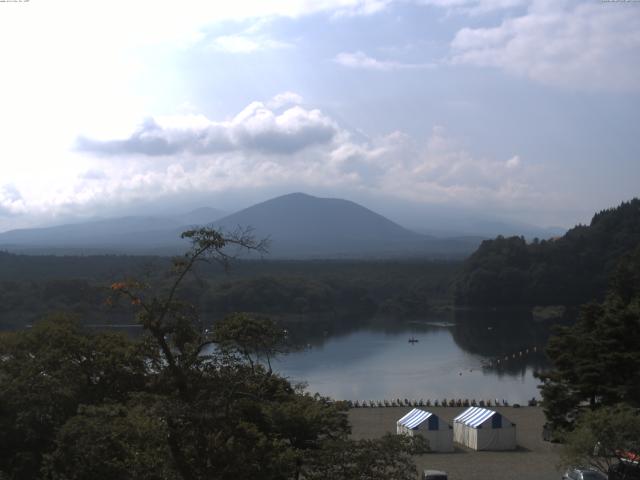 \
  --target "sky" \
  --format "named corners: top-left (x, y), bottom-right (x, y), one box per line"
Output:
top-left (1, 0), bottom-right (639, 232)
